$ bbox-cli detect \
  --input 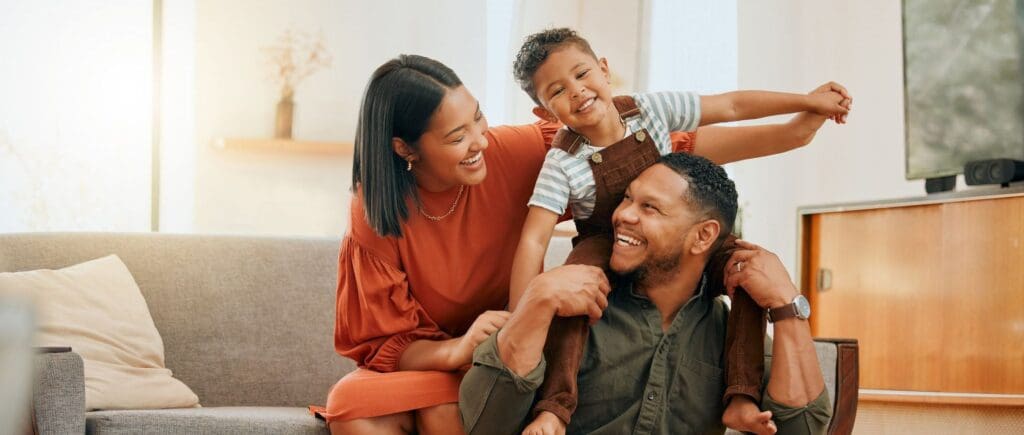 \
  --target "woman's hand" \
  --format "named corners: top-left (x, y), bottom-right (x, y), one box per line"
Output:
top-left (448, 310), bottom-right (511, 368)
